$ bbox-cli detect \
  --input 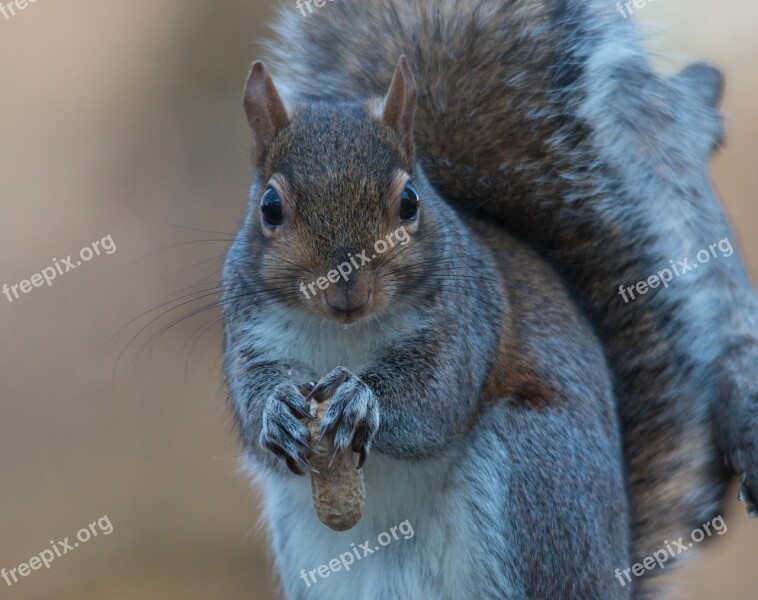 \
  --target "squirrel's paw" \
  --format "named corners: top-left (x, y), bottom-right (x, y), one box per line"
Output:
top-left (738, 473), bottom-right (758, 518)
top-left (723, 424), bottom-right (758, 518)
top-left (307, 366), bottom-right (380, 469)
top-left (721, 393), bottom-right (758, 518)
top-left (259, 382), bottom-right (315, 476)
